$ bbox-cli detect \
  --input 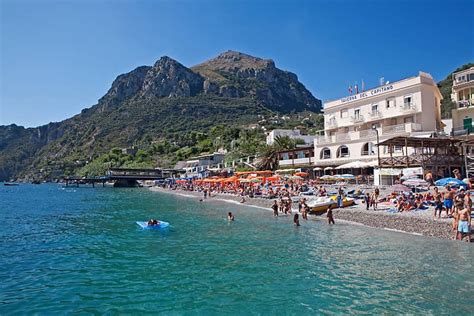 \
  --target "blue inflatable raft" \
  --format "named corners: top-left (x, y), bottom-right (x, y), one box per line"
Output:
top-left (136, 221), bottom-right (170, 229)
